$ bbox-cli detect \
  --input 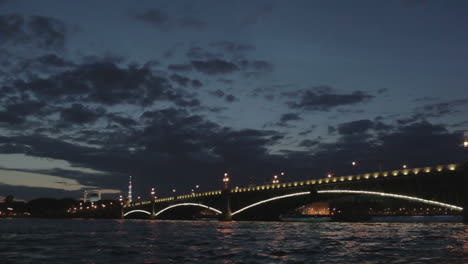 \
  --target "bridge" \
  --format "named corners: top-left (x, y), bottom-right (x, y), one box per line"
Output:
top-left (123, 162), bottom-right (467, 222)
